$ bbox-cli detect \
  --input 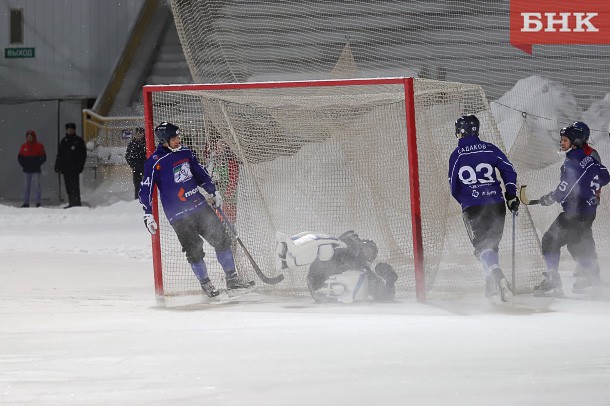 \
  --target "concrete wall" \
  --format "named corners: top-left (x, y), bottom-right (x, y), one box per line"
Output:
top-left (0, 0), bottom-right (146, 204)
top-left (0, 0), bottom-right (145, 100)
